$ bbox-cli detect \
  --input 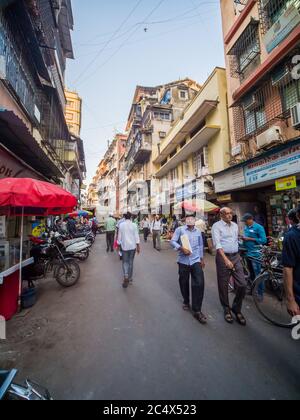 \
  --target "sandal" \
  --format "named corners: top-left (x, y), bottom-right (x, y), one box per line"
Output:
top-left (194, 312), bottom-right (207, 325)
top-left (183, 304), bottom-right (190, 311)
top-left (232, 310), bottom-right (247, 326)
top-left (122, 279), bottom-right (129, 289)
top-left (224, 310), bottom-right (234, 324)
